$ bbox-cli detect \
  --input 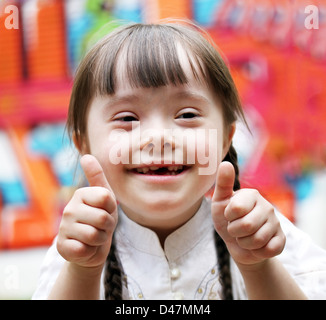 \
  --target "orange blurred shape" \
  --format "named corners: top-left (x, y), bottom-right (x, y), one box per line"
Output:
top-left (1, 126), bottom-right (59, 248)
top-left (25, 0), bottom-right (67, 80)
top-left (0, 1), bottom-right (23, 83)
top-left (144, 0), bottom-right (191, 22)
